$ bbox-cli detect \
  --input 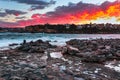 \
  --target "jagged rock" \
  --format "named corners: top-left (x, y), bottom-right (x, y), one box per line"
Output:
top-left (115, 51), bottom-right (120, 57)
top-left (66, 45), bottom-right (80, 55)
top-left (66, 39), bottom-right (120, 62)
top-left (16, 39), bottom-right (56, 53)
top-left (62, 45), bottom-right (80, 56)
top-left (9, 43), bottom-right (19, 46)
top-left (0, 39), bottom-right (120, 80)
